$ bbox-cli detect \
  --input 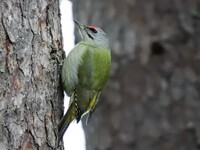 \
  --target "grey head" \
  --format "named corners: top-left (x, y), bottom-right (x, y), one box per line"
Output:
top-left (74, 20), bottom-right (109, 49)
